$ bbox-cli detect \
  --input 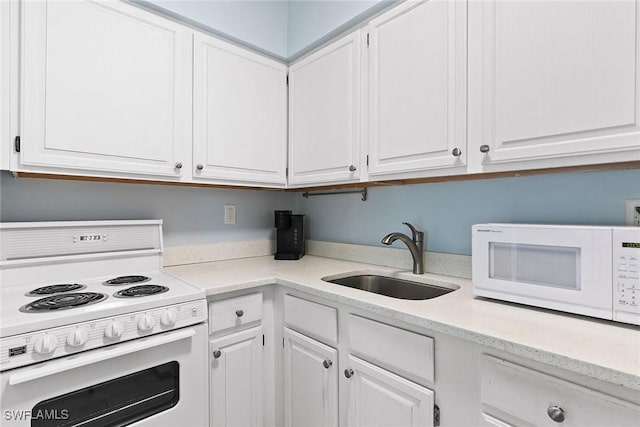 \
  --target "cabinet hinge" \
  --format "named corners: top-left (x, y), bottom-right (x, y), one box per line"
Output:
top-left (366, 154), bottom-right (369, 166)
top-left (14, 136), bottom-right (20, 153)
top-left (262, 335), bottom-right (265, 346)
top-left (366, 33), bottom-right (370, 47)
top-left (434, 404), bottom-right (440, 427)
